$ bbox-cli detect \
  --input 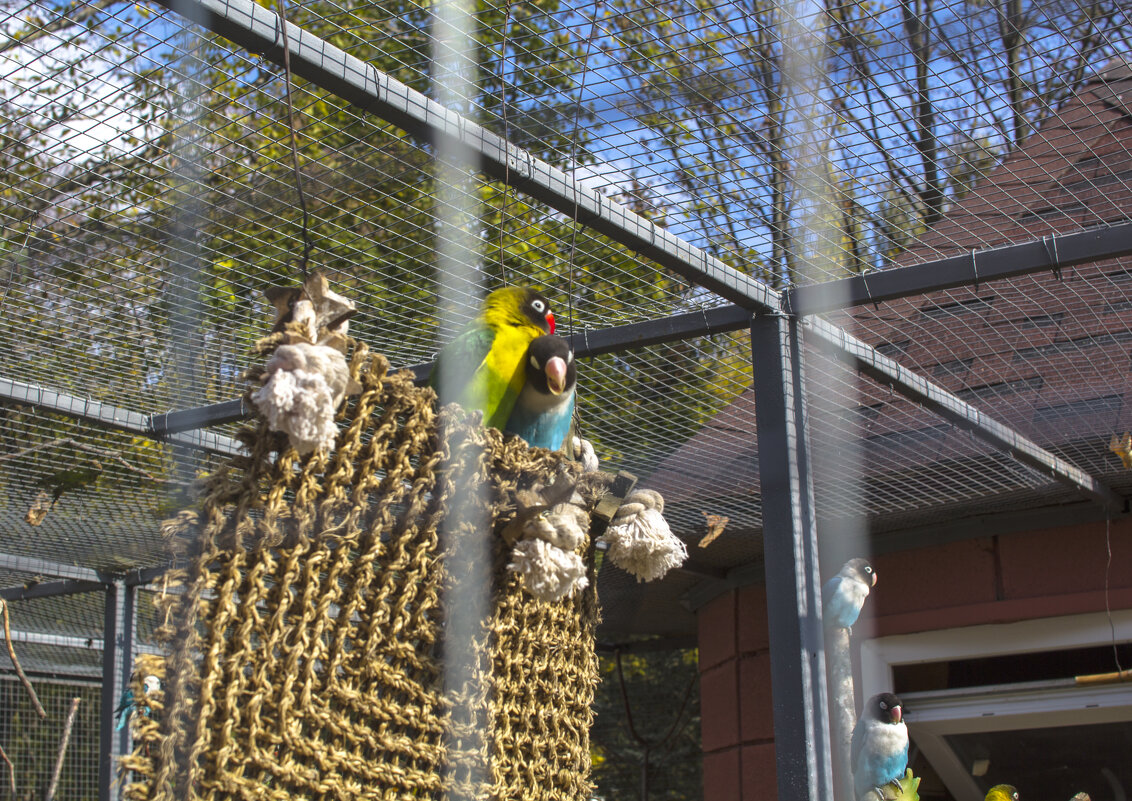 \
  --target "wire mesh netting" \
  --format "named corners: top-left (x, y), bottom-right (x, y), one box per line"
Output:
top-left (3, 0), bottom-right (1132, 797)
top-left (0, 677), bottom-right (102, 801)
